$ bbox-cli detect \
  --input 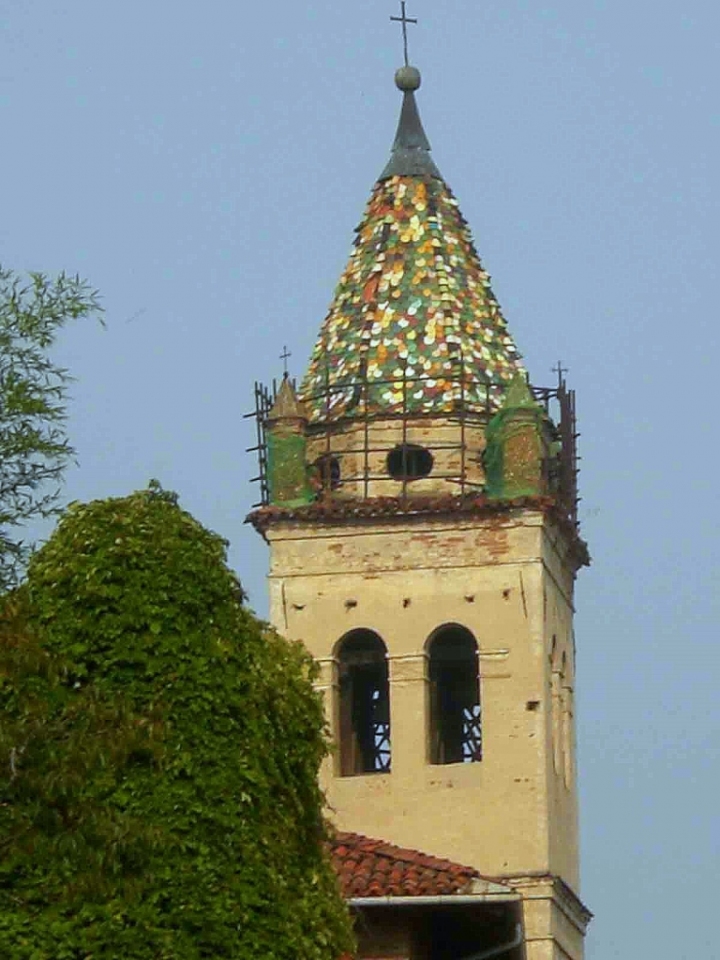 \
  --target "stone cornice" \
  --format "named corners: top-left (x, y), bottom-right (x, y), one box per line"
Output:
top-left (247, 494), bottom-right (590, 569)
